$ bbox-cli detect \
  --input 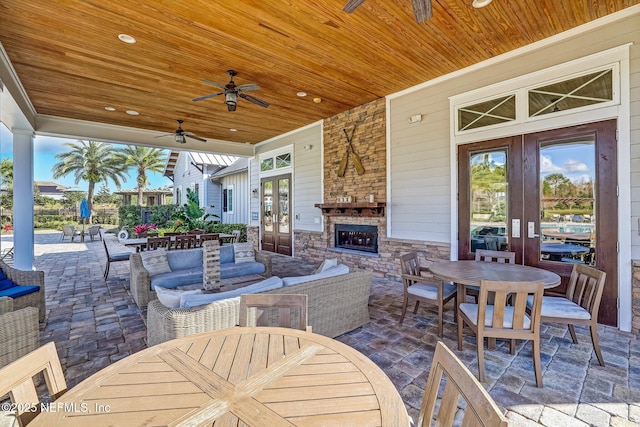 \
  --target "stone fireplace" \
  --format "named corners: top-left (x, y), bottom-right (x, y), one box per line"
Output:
top-left (290, 97), bottom-right (450, 278)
